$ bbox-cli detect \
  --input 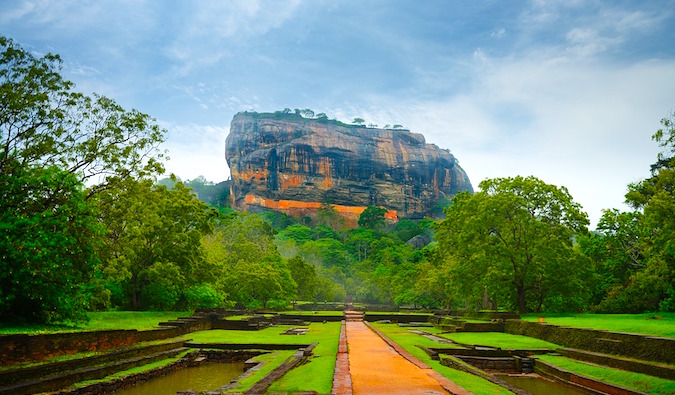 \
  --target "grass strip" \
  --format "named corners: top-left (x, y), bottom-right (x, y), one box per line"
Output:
top-left (0, 311), bottom-right (190, 335)
top-left (537, 354), bottom-right (675, 395)
top-left (370, 323), bottom-right (512, 394)
top-left (224, 350), bottom-right (295, 393)
top-left (522, 312), bottom-right (675, 338)
top-left (439, 331), bottom-right (560, 350)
